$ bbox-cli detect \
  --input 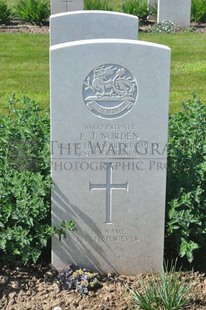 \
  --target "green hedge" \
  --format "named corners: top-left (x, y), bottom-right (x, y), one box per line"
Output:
top-left (166, 94), bottom-right (206, 268)
top-left (0, 95), bottom-right (74, 265)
